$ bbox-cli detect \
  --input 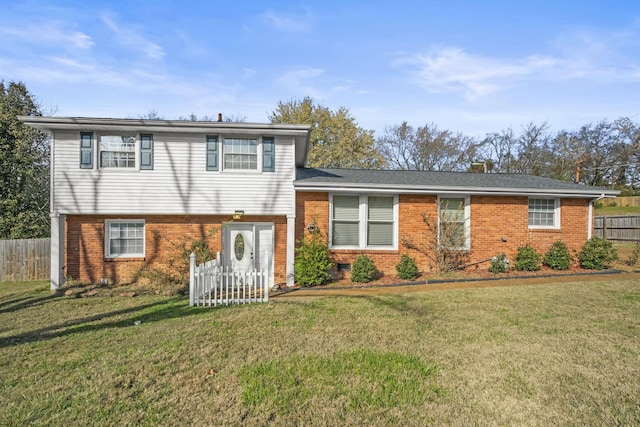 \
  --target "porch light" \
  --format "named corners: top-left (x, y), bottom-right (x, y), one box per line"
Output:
top-left (233, 210), bottom-right (244, 220)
